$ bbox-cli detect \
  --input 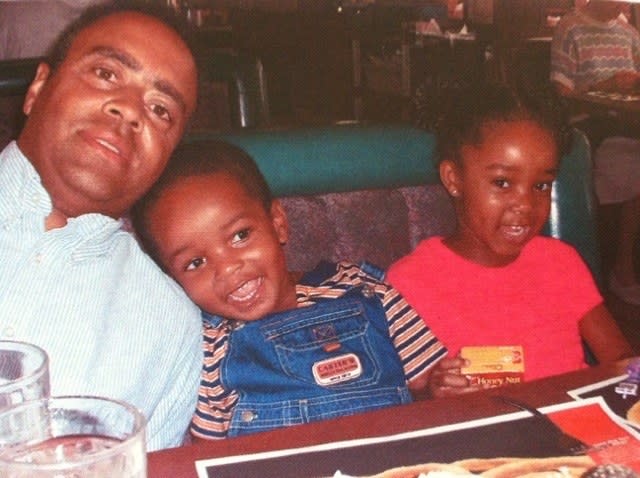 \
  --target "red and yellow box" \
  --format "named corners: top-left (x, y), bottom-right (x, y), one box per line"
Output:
top-left (460, 345), bottom-right (525, 388)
